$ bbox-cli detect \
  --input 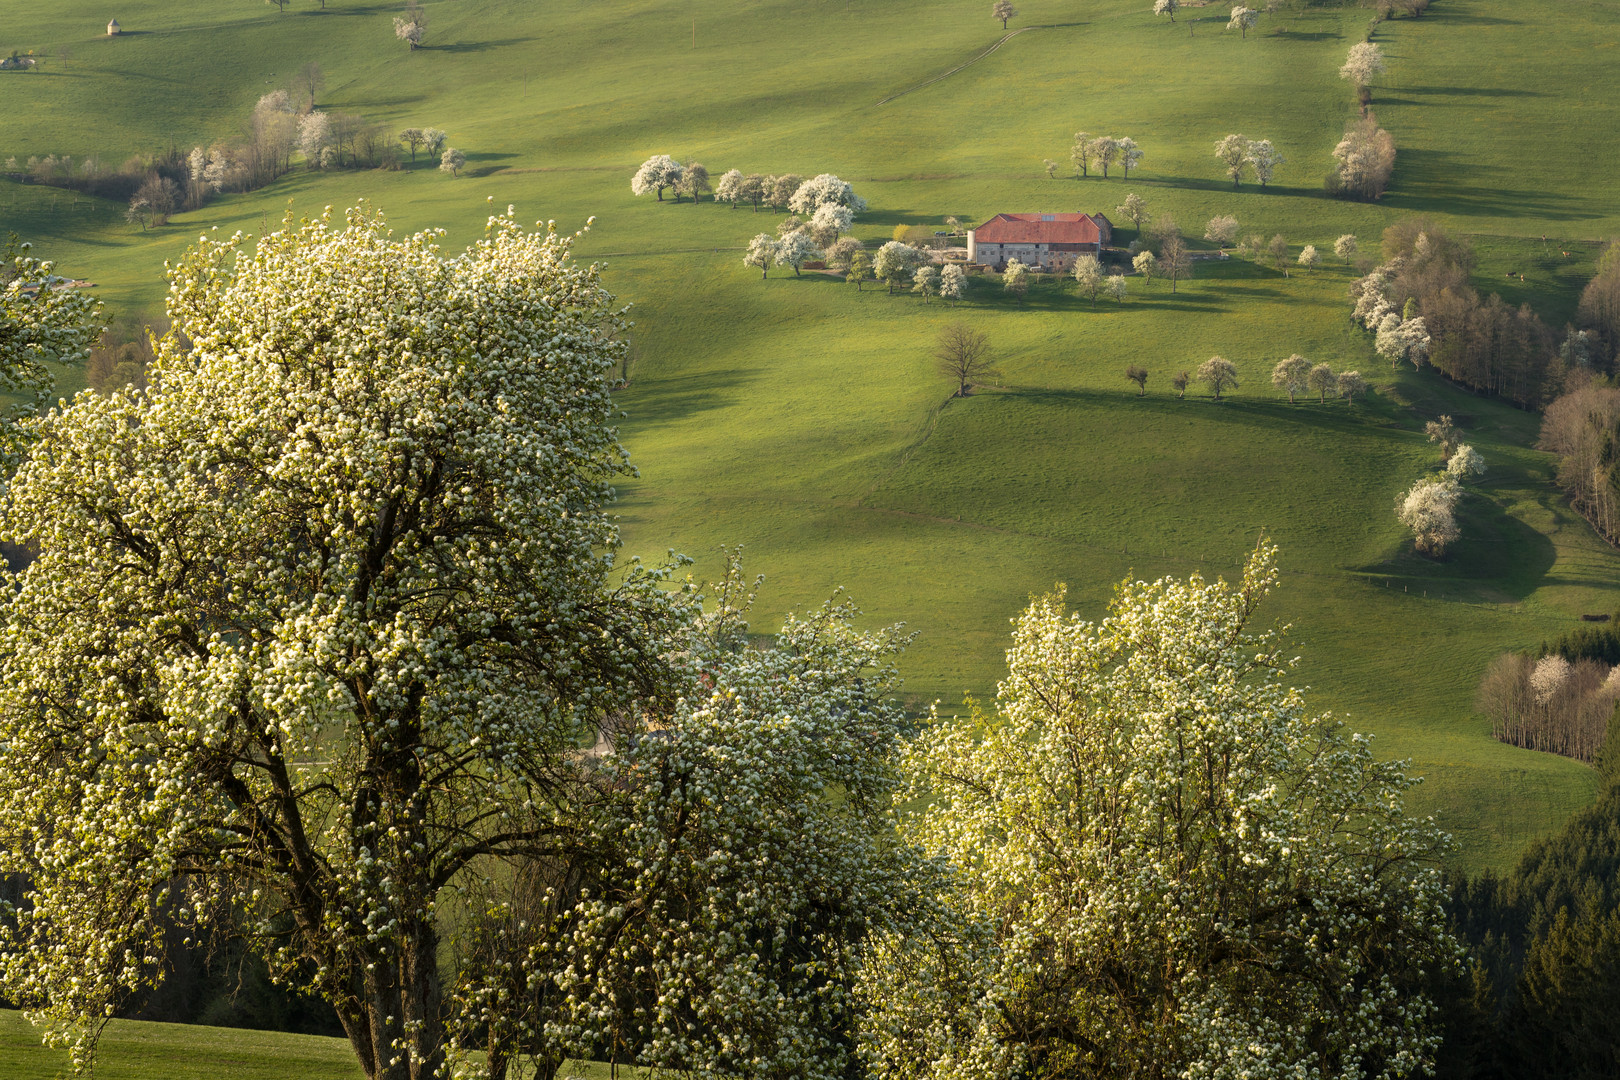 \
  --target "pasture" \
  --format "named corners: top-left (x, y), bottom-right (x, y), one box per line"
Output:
top-left (2, 0), bottom-right (1618, 870)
